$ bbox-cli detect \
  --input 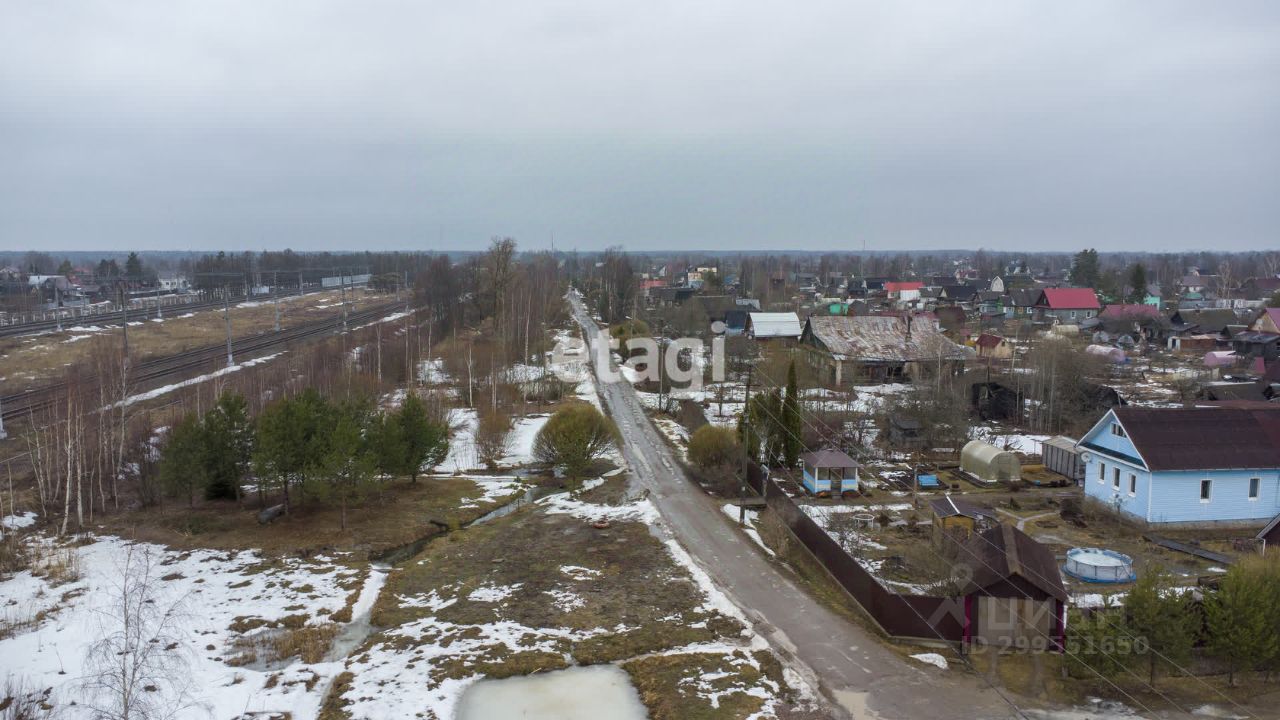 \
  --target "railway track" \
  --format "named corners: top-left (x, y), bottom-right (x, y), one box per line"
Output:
top-left (0, 283), bottom-right (366, 339)
top-left (1, 301), bottom-right (404, 424)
